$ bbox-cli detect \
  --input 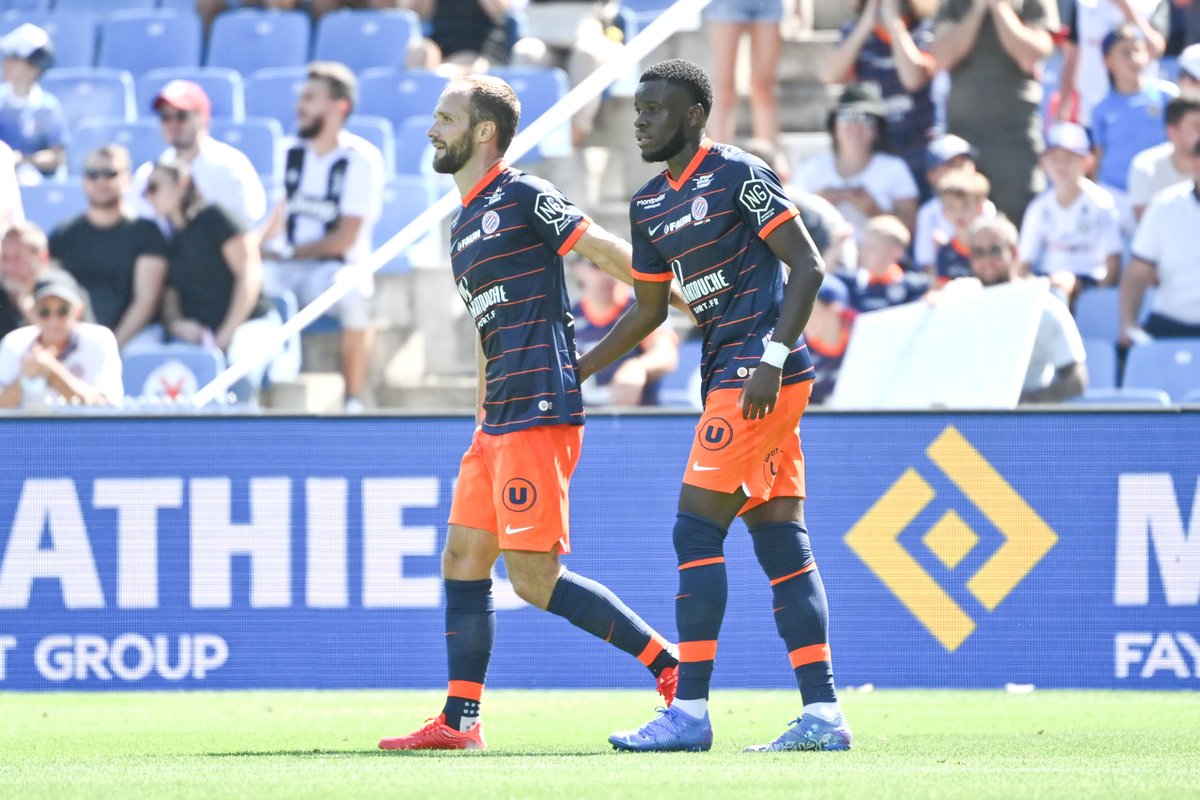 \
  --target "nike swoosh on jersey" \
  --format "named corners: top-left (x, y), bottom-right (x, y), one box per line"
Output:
top-left (691, 462), bottom-right (720, 472)
top-left (647, 221), bottom-right (665, 236)
top-left (505, 524), bottom-right (535, 535)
